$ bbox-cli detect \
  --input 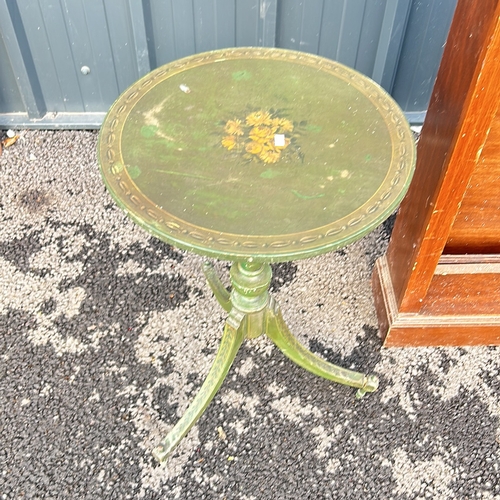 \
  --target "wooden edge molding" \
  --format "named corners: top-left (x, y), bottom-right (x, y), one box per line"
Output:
top-left (372, 255), bottom-right (500, 347)
top-left (436, 254), bottom-right (500, 273)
